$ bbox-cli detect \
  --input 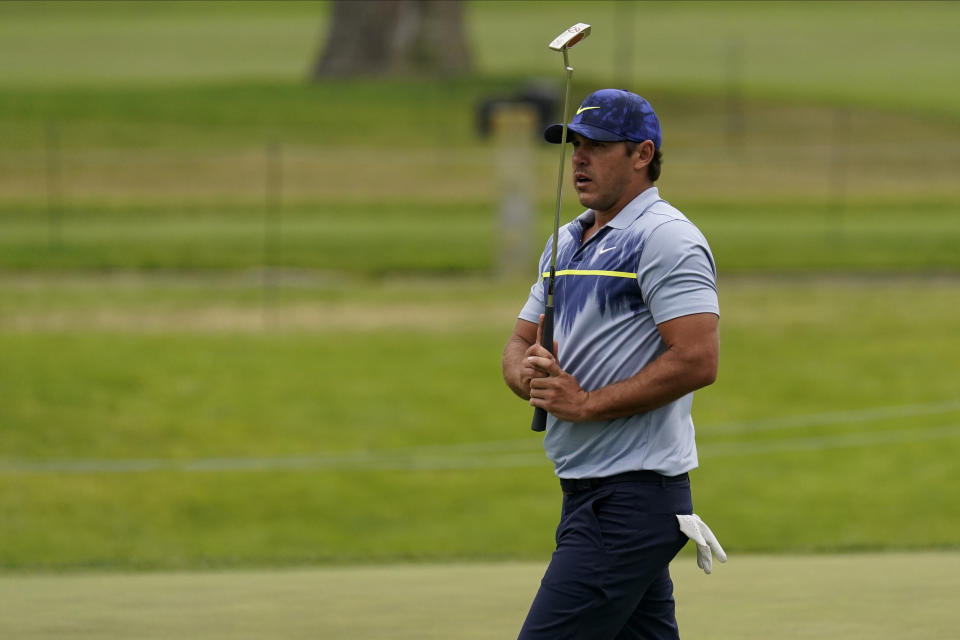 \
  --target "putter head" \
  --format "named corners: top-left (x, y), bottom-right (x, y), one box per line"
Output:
top-left (549, 23), bottom-right (591, 51)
